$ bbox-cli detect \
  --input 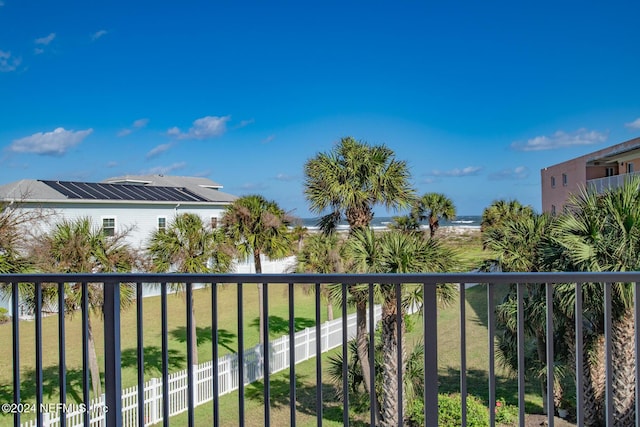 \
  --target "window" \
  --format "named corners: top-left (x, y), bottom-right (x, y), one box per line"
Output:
top-left (158, 217), bottom-right (167, 231)
top-left (551, 205), bottom-right (556, 216)
top-left (211, 217), bottom-right (218, 229)
top-left (551, 176), bottom-right (556, 188)
top-left (562, 173), bottom-right (568, 186)
top-left (102, 217), bottom-right (115, 237)
top-left (628, 163), bottom-right (634, 174)
top-left (605, 167), bottom-right (615, 177)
